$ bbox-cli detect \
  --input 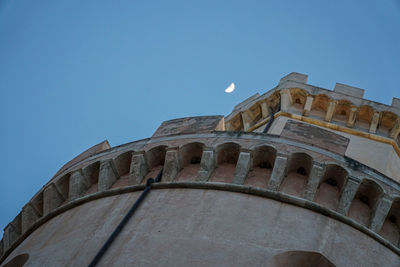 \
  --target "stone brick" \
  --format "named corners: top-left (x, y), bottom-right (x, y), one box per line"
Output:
top-left (196, 149), bottom-right (215, 182)
top-left (267, 155), bottom-right (288, 191)
top-left (129, 152), bottom-right (148, 184)
top-left (281, 120), bottom-right (349, 155)
top-left (152, 116), bottom-right (225, 137)
top-left (334, 83), bottom-right (365, 98)
top-left (21, 203), bottom-right (41, 234)
top-left (337, 177), bottom-right (360, 215)
top-left (98, 160), bottom-right (119, 191)
top-left (370, 196), bottom-right (392, 233)
top-left (162, 149), bottom-right (181, 182)
top-left (69, 170), bottom-right (89, 200)
top-left (2, 214), bottom-right (21, 252)
top-left (303, 164), bottom-right (324, 201)
top-left (232, 151), bottom-right (251, 185)
top-left (43, 184), bottom-right (65, 216)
